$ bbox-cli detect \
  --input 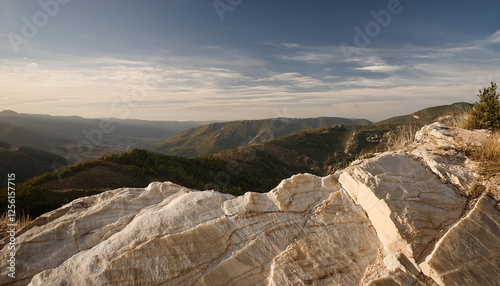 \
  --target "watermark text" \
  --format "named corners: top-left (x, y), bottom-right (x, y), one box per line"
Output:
top-left (6, 173), bottom-right (17, 279)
